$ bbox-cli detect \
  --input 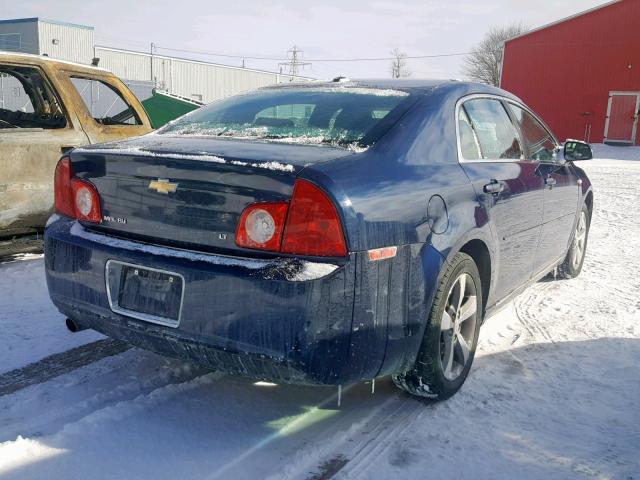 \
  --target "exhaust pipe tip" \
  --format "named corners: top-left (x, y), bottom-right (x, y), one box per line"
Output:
top-left (65, 318), bottom-right (87, 333)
